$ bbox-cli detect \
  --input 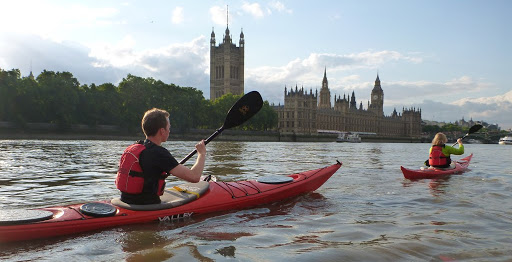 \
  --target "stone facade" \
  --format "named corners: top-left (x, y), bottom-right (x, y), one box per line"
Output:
top-left (209, 25), bottom-right (244, 101)
top-left (276, 69), bottom-right (422, 137)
